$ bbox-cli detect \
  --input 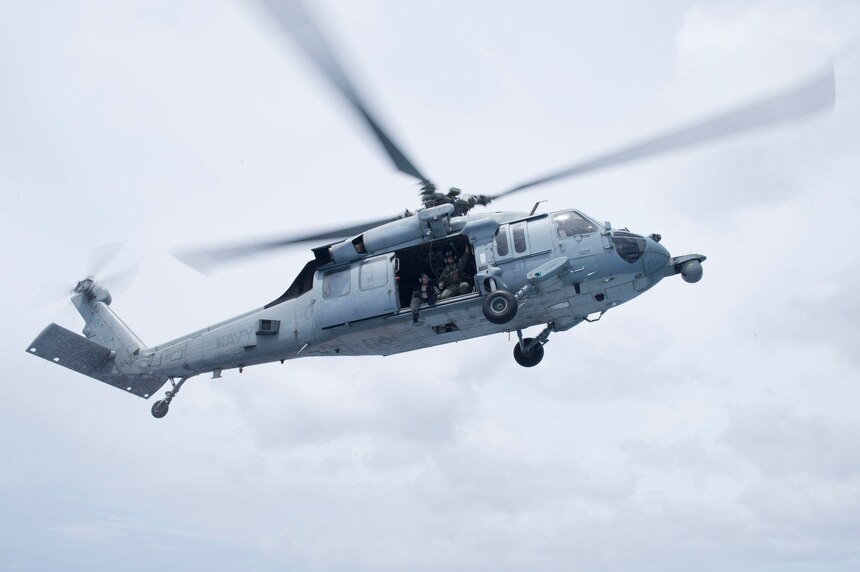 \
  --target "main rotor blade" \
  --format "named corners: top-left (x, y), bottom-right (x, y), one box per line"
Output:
top-left (258, 0), bottom-right (431, 185)
top-left (174, 215), bottom-right (402, 273)
top-left (491, 66), bottom-right (836, 201)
